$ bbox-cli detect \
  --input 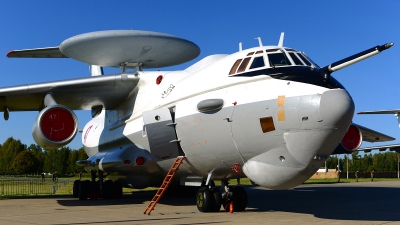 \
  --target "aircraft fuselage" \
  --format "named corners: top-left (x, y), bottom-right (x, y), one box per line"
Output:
top-left (82, 46), bottom-right (355, 189)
